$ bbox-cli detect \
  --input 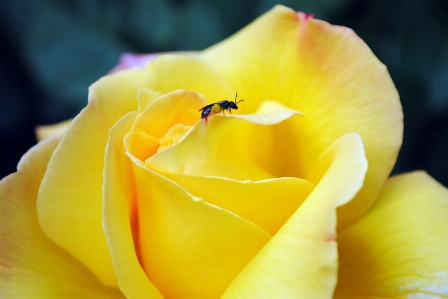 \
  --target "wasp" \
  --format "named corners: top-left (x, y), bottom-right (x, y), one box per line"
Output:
top-left (198, 93), bottom-right (244, 119)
